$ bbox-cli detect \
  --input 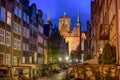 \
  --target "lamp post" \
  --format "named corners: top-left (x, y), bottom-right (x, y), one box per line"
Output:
top-left (65, 56), bottom-right (69, 66)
